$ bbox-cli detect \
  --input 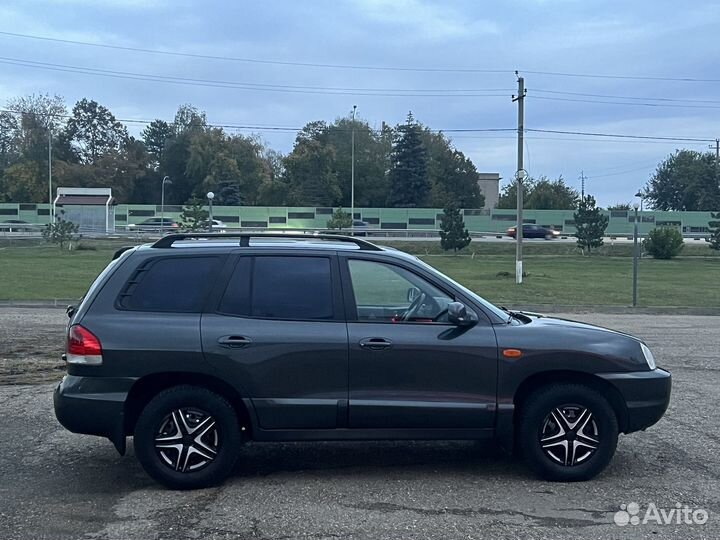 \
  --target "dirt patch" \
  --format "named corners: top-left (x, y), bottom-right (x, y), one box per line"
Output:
top-left (0, 308), bottom-right (67, 385)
